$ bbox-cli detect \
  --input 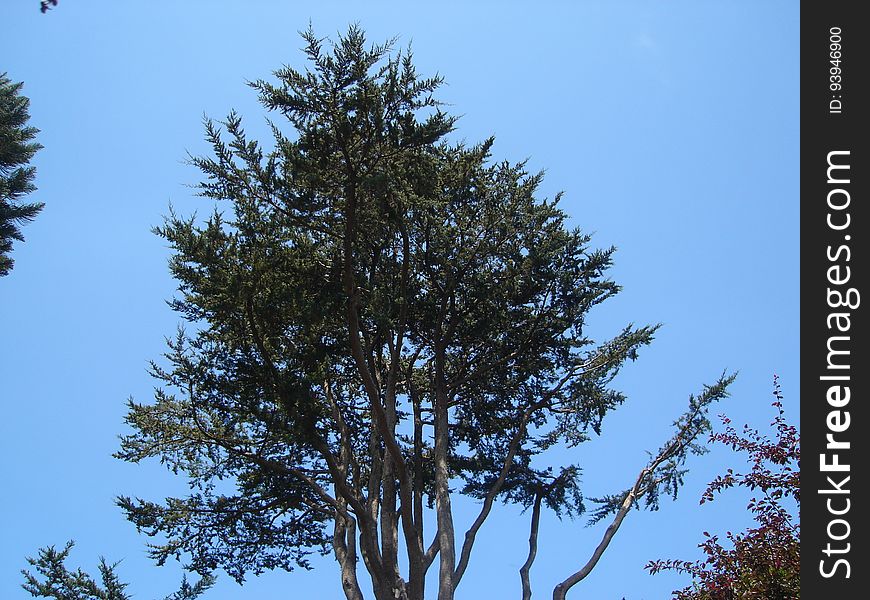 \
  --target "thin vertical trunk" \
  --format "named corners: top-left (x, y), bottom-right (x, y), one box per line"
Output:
top-left (408, 375), bottom-right (427, 600)
top-left (381, 395), bottom-right (399, 582)
top-left (328, 383), bottom-right (365, 600)
top-left (434, 347), bottom-right (456, 600)
top-left (334, 510), bottom-right (365, 600)
top-left (411, 378), bottom-right (425, 552)
top-left (520, 491), bottom-right (544, 600)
